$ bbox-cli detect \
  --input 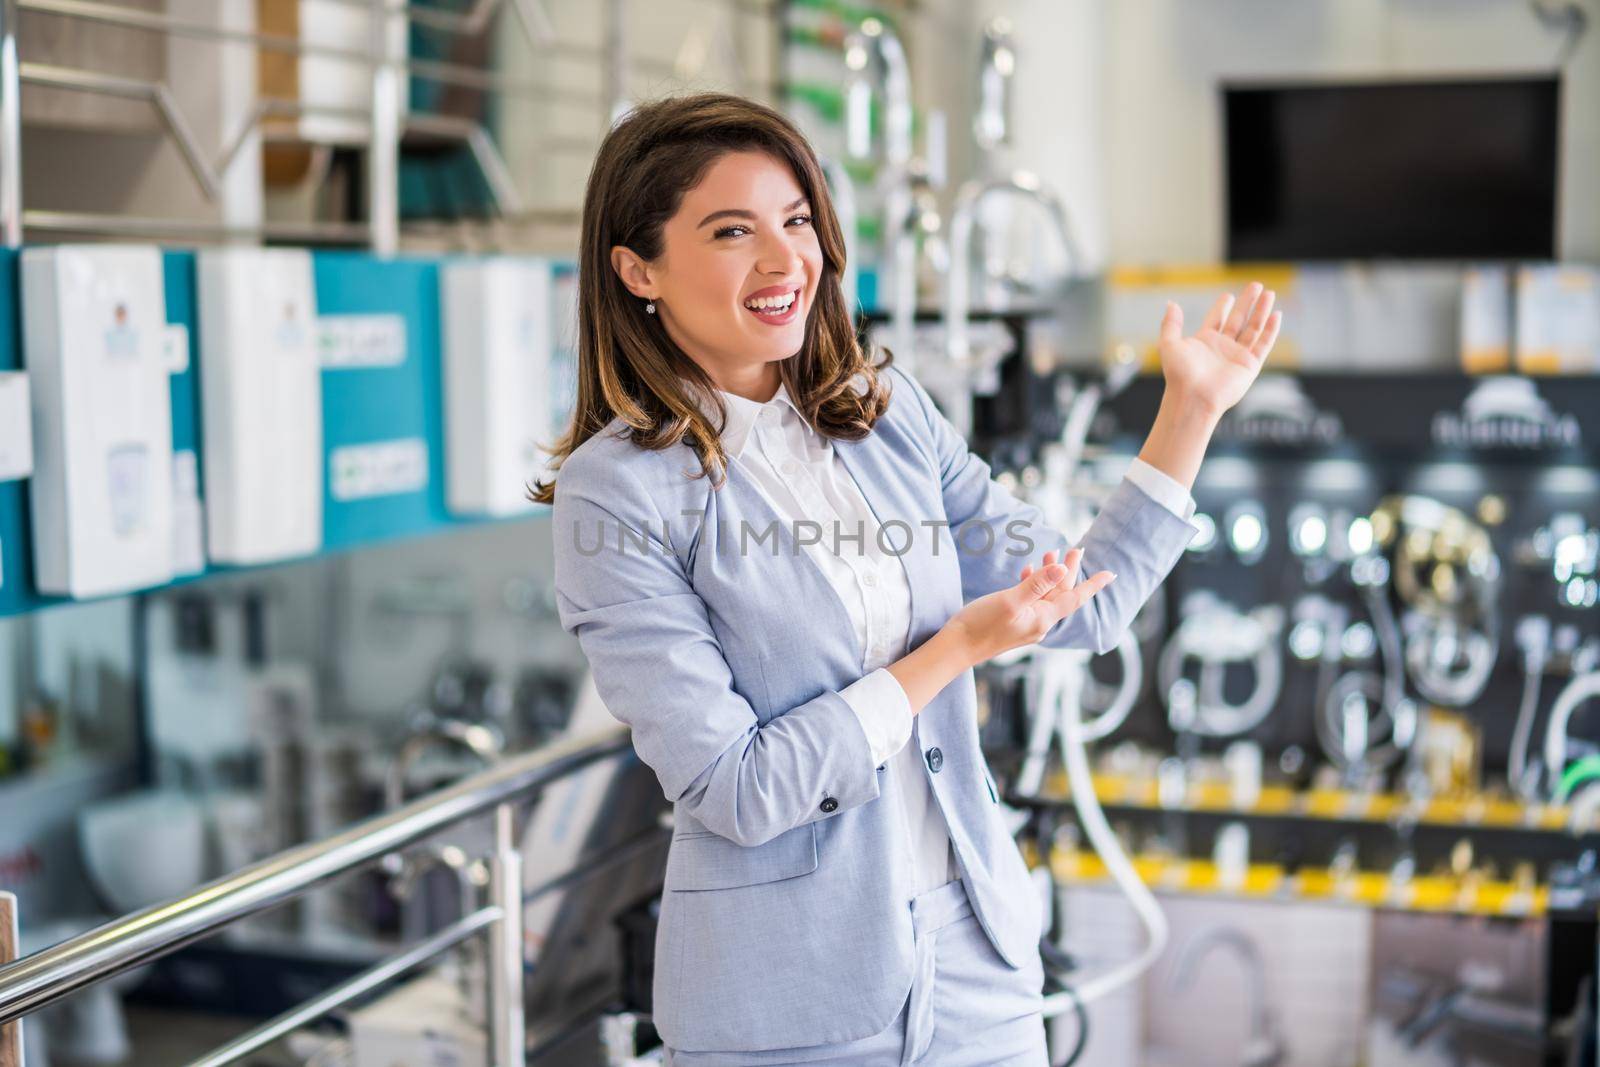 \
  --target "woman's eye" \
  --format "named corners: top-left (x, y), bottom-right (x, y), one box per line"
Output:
top-left (713, 215), bottom-right (808, 239)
